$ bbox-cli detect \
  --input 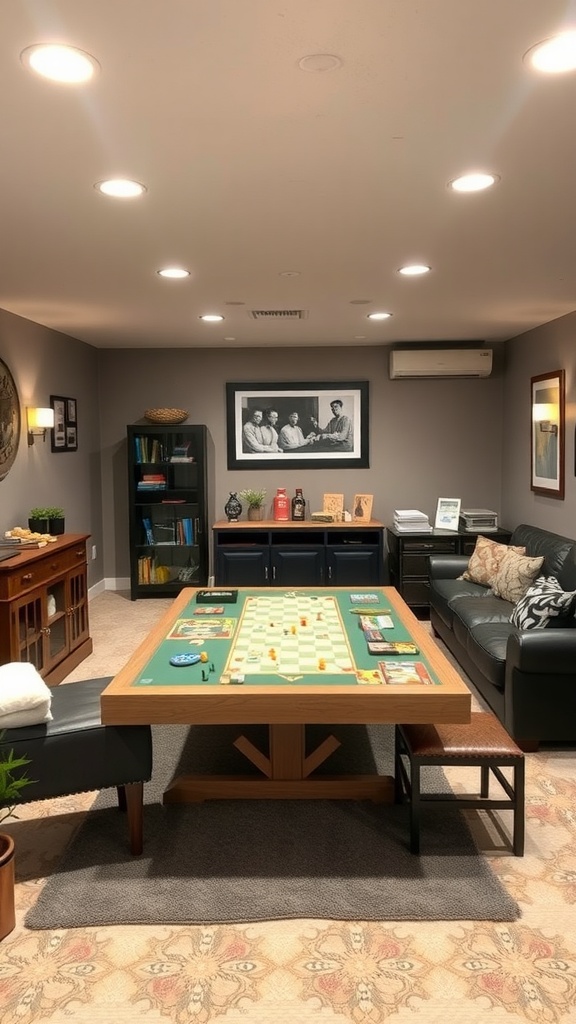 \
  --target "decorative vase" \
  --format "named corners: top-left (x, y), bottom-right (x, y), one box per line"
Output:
top-left (224, 493), bottom-right (242, 522)
top-left (247, 505), bottom-right (264, 522)
top-left (0, 833), bottom-right (15, 942)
